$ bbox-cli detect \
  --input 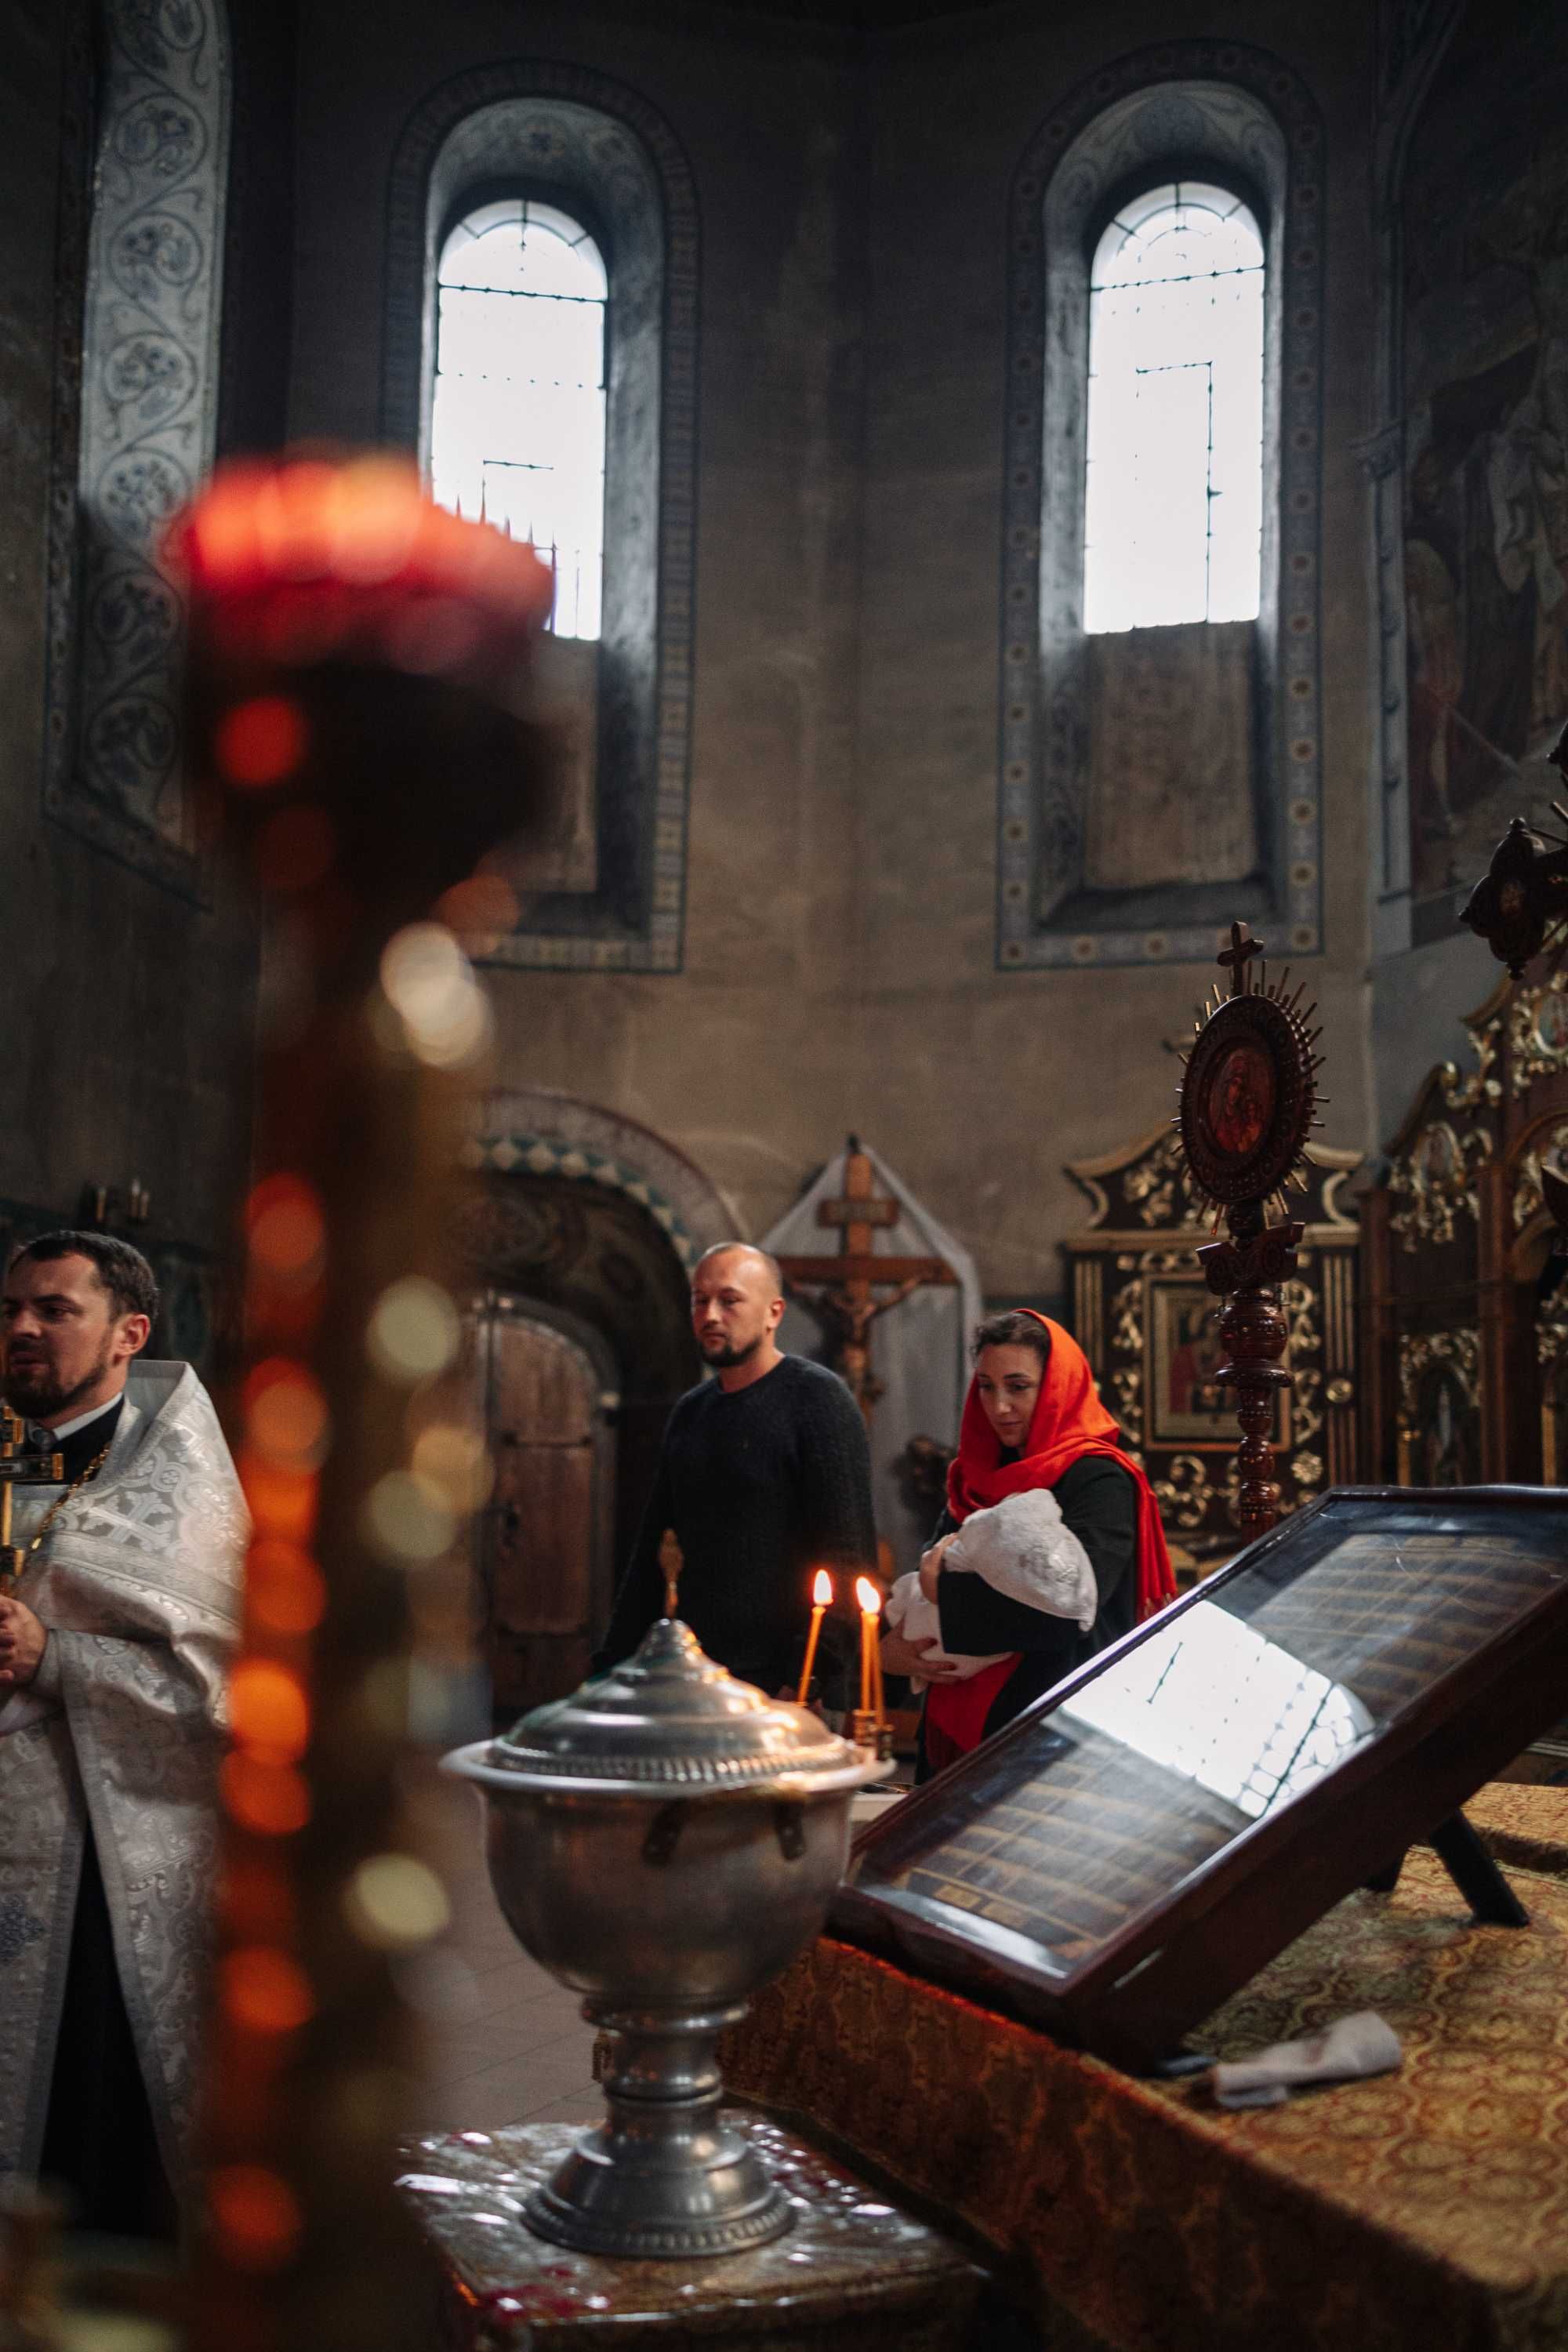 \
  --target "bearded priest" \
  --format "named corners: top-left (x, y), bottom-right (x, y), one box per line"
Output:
top-left (0, 1231), bottom-right (245, 2238)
